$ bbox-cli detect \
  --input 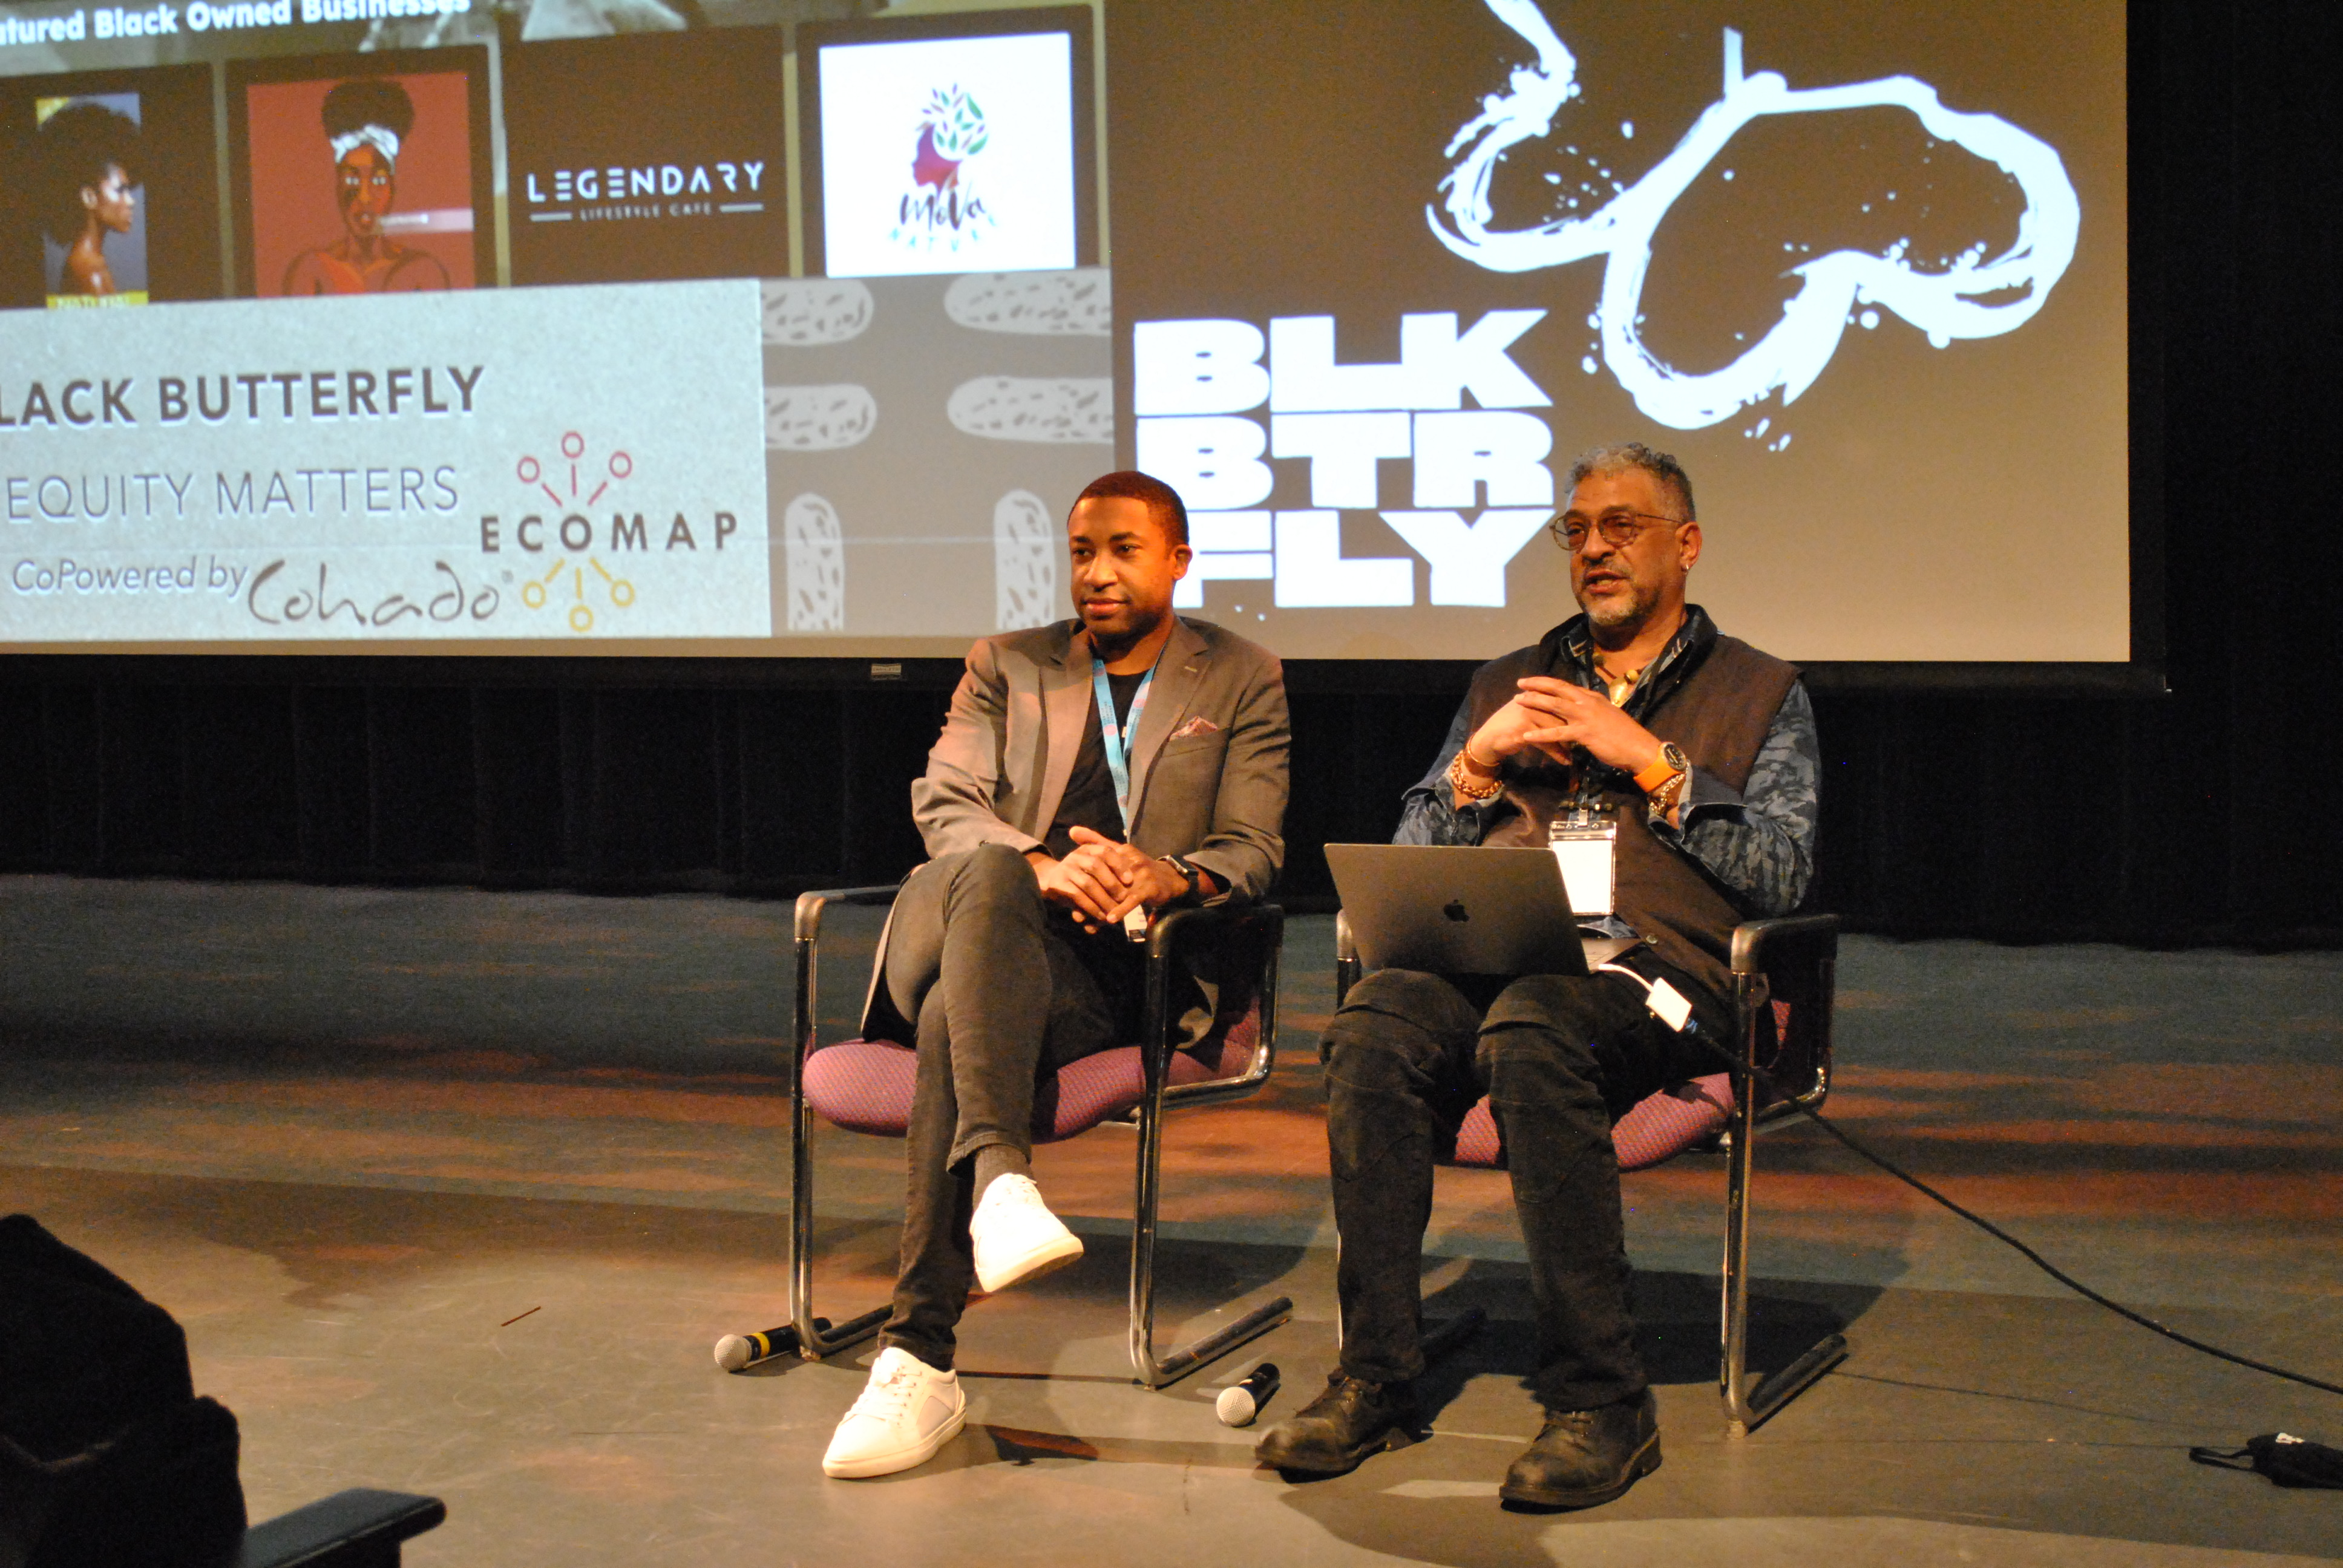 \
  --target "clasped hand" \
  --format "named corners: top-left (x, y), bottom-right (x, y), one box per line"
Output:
top-left (1029, 826), bottom-right (1188, 931)
top-left (1469, 676), bottom-right (1662, 776)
